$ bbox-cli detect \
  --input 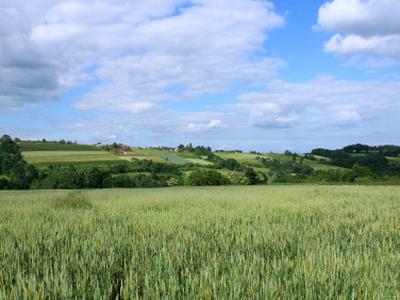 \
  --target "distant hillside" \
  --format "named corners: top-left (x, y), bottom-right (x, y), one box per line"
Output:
top-left (2, 134), bottom-right (399, 190)
top-left (19, 142), bottom-right (102, 152)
